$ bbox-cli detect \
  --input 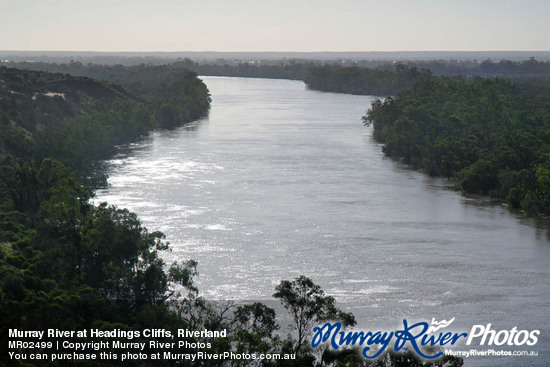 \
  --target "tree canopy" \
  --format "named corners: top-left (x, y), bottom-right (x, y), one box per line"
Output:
top-left (364, 76), bottom-right (550, 215)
